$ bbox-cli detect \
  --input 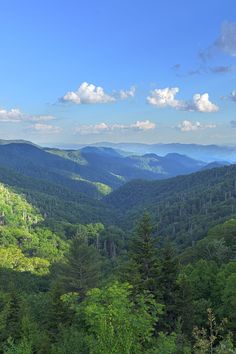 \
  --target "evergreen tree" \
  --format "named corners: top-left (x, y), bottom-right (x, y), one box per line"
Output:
top-left (157, 242), bottom-right (180, 332)
top-left (122, 213), bottom-right (160, 297)
top-left (53, 237), bottom-right (102, 299)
